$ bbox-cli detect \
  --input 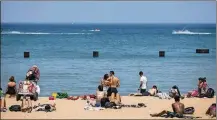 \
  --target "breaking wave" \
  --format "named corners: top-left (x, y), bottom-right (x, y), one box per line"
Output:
top-left (172, 30), bottom-right (213, 35)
